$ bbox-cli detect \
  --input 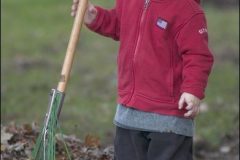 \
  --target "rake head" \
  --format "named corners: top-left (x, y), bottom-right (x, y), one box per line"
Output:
top-left (32, 89), bottom-right (64, 160)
